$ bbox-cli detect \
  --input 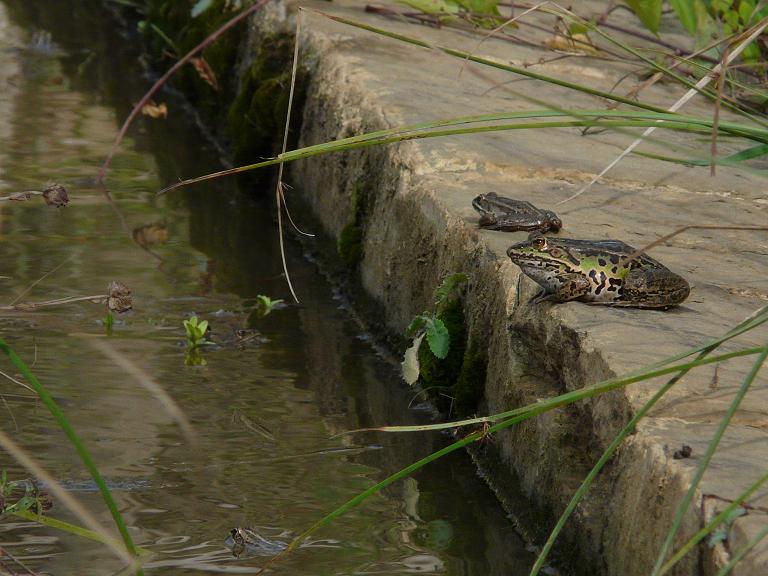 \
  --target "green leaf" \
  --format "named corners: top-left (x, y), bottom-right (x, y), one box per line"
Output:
top-left (722, 143), bottom-right (768, 163)
top-left (406, 315), bottom-right (428, 337)
top-left (397, 0), bottom-right (460, 15)
top-left (426, 318), bottom-right (450, 359)
top-left (569, 22), bottom-right (590, 35)
top-left (402, 333), bottom-right (425, 384)
top-left (197, 320), bottom-right (208, 335)
top-left (434, 273), bottom-right (468, 306)
top-left (708, 528), bottom-right (728, 547)
top-left (191, 0), bottom-right (214, 18)
top-left (670, 0), bottom-right (699, 34)
top-left (625, 0), bottom-right (663, 34)
top-left (455, 0), bottom-right (500, 15)
top-left (722, 506), bottom-right (747, 523)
